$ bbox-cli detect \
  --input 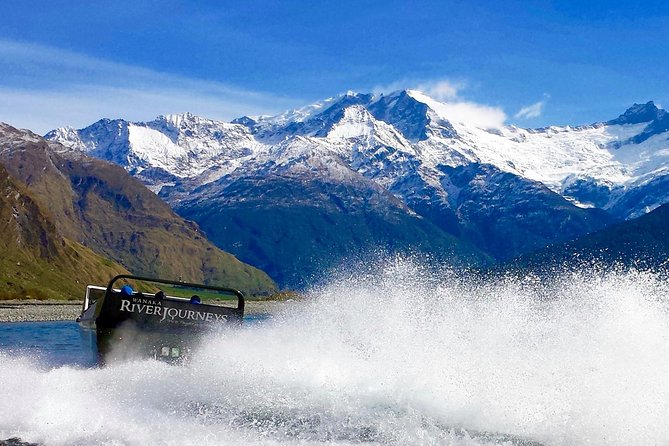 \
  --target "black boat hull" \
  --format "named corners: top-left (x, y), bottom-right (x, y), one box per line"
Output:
top-left (78, 275), bottom-right (245, 363)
